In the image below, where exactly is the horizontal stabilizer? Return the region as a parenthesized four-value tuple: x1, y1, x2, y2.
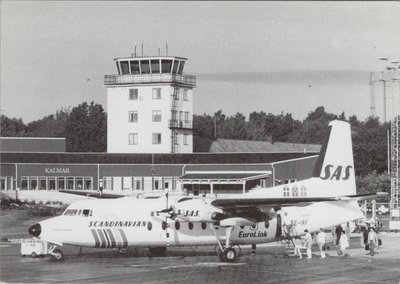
(58, 190, 125, 199)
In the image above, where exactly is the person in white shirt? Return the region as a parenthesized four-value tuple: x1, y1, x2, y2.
(316, 229, 327, 259)
(339, 232, 350, 258)
(301, 229, 313, 259)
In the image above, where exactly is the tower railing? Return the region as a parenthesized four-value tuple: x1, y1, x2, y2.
(104, 74, 196, 87)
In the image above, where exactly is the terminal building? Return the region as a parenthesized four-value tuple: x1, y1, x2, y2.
(0, 53, 320, 202)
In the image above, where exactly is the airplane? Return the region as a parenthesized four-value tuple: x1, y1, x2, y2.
(28, 120, 385, 262)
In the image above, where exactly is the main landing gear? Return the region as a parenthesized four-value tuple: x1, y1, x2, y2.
(48, 245, 64, 261)
(211, 225, 241, 263)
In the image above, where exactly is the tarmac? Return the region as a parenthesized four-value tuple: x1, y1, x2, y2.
(0, 233, 399, 284)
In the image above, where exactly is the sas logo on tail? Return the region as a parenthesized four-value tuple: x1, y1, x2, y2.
(320, 165, 352, 180)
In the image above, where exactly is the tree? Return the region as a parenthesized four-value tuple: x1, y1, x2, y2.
(0, 115, 26, 136)
(356, 172, 390, 202)
(25, 108, 70, 137)
(65, 102, 107, 152)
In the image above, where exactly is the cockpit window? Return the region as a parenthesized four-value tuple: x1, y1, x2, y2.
(82, 209, 92, 217)
(64, 209, 78, 216)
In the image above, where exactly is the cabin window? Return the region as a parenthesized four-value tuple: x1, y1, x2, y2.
(64, 209, 78, 216)
(265, 220, 270, 228)
(151, 60, 160, 73)
(162, 221, 168, 230)
(140, 60, 150, 74)
(178, 61, 185, 74)
(175, 221, 180, 230)
(161, 60, 172, 73)
(120, 61, 129, 75)
(201, 222, 207, 230)
(147, 222, 152, 231)
(188, 222, 194, 230)
(130, 61, 140, 74)
(82, 209, 92, 217)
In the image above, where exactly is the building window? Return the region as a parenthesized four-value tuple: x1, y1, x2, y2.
(49, 178, 56, 190)
(134, 177, 142, 190)
(184, 111, 189, 123)
(152, 133, 161, 144)
(151, 59, 160, 73)
(284, 179, 297, 184)
(67, 178, 74, 190)
(122, 177, 132, 190)
(38, 177, 47, 190)
(152, 110, 162, 122)
(120, 61, 129, 74)
(183, 134, 189, 145)
(58, 177, 65, 190)
(130, 61, 140, 74)
(113, 177, 122, 191)
(129, 89, 138, 100)
(85, 178, 93, 190)
(140, 60, 150, 74)
(103, 177, 112, 190)
(129, 133, 138, 145)
(161, 60, 172, 73)
(76, 177, 84, 190)
(152, 88, 161, 99)
(21, 177, 28, 190)
(183, 89, 188, 101)
(153, 177, 162, 190)
(129, 111, 138, 122)
(283, 186, 290, 197)
(30, 177, 38, 190)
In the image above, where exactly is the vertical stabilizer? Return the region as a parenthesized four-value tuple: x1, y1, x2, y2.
(312, 120, 356, 195)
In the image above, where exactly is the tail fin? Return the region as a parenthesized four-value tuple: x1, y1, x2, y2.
(311, 120, 356, 195)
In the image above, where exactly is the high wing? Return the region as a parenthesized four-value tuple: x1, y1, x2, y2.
(211, 192, 387, 209)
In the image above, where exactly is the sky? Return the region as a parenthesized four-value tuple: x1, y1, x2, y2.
(1, 1, 399, 123)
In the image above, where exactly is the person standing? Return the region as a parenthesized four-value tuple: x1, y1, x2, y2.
(339, 232, 350, 258)
(301, 229, 313, 259)
(335, 225, 343, 245)
(368, 227, 379, 256)
(316, 229, 327, 259)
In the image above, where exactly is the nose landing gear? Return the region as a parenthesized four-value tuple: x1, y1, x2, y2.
(48, 245, 64, 261)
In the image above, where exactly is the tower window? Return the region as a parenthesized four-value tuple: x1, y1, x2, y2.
(151, 60, 160, 73)
(140, 60, 150, 74)
(183, 134, 189, 145)
(172, 60, 179, 74)
(130, 61, 140, 74)
(129, 133, 138, 145)
(152, 88, 161, 99)
(120, 61, 129, 75)
(161, 60, 172, 73)
(178, 61, 185, 74)
(129, 111, 138, 122)
(152, 110, 162, 122)
(129, 89, 138, 100)
(152, 133, 161, 144)
(184, 112, 189, 123)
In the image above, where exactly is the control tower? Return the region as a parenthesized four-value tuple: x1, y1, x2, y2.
(104, 55, 196, 153)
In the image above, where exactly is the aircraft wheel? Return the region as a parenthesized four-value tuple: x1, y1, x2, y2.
(222, 247, 237, 263)
(50, 249, 64, 261)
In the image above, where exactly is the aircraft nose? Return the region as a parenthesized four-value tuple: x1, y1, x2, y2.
(28, 223, 41, 237)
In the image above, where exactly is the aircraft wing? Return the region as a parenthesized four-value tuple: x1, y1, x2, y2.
(58, 190, 126, 199)
(211, 192, 387, 209)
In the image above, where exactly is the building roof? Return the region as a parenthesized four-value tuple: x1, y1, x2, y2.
(209, 139, 321, 153)
(0, 137, 65, 153)
(0, 152, 317, 165)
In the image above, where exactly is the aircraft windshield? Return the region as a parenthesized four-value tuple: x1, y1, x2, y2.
(64, 209, 78, 216)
